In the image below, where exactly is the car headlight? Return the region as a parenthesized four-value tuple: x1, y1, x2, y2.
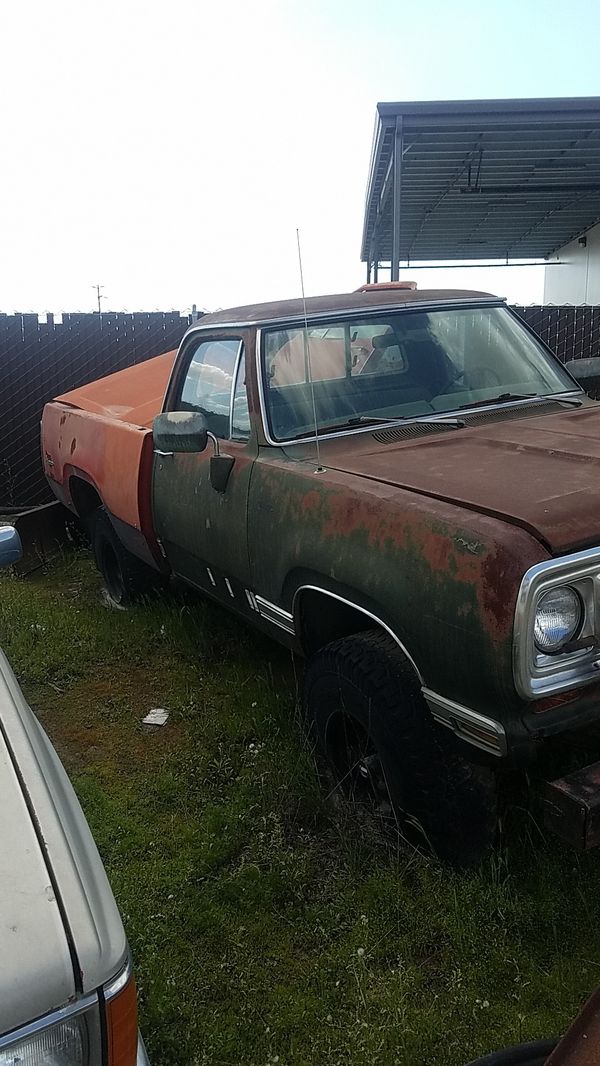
(0, 1014, 88, 1065)
(0, 965, 138, 1066)
(534, 586, 582, 653)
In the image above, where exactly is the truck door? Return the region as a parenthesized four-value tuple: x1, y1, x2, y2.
(152, 333, 256, 614)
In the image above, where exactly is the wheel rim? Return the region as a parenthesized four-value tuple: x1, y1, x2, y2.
(324, 711, 395, 822)
(99, 539, 126, 604)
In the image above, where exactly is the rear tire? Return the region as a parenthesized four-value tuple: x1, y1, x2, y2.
(303, 630, 497, 867)
(92, 507, 160, 607)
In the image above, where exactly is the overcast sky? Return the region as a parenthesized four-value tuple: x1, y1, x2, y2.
(1, 0, 599, 314)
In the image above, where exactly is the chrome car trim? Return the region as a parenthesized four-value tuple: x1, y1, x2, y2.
(255, 595, 296, 634)
(103, 955, 133, 1001)
(514, 546, 600, 699)
(0, 991, 98, 1051)
(245, 588, 258, 611)
(228, 341, 244, 440)
(422, 689, 507, 757)
(137, 1032, 151, 1065)
(292, 584, 423, 682)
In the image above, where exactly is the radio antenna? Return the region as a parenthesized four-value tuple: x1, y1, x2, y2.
(296, 228, 324, 473)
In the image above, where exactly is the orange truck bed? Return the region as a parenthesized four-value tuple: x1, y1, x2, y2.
(41, 351, 176, 557)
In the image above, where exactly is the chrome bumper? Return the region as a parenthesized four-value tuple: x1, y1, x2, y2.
(137, 1033, 150, 1065)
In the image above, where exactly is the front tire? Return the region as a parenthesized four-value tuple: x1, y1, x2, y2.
(303, 630, 497, 866)
(92, 507, 160, 607)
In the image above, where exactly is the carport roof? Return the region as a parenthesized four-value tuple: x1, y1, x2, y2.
(361, 98, 600, 267)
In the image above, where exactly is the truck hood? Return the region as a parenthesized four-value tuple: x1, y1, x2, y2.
(317, 404, 600, 555)
(0, 707, 74, 1034)
(0, 649, 127, 1035)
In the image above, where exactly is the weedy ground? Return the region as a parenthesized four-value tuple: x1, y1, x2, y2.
(1, 552, 599, 1066)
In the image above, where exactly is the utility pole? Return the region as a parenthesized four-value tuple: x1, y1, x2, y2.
(93, 284, 105, 314)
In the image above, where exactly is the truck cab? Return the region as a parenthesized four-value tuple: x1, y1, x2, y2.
(42, 286, 600, 864)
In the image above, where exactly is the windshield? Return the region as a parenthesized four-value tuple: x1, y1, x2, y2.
(262, 306, 578, 441)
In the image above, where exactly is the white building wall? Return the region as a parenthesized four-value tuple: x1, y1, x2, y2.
(544, 221, 600, 304)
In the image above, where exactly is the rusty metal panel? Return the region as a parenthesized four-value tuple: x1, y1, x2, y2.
(315, 405, 600, 555)
(542, 761, 600, 850)
(546, 988, 600, 1065)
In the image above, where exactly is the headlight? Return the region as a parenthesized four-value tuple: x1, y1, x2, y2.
(534, 586, 582, 653)
(0, 965, 137, 1066)
(0, 1015, 87, 1065)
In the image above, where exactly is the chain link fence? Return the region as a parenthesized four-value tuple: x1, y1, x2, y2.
(0, 311, 192, 510)
(513, 305, 600, 363)
(1, 305, 599, 511)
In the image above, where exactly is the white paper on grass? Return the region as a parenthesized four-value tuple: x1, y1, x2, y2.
(142, 708, 169, 727)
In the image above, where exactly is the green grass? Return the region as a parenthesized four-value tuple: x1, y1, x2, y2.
(1, 553, 600, 1065)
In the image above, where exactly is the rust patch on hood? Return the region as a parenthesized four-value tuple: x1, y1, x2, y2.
(307, 405, 600, 554)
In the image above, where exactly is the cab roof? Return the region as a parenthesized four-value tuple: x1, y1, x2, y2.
(196, 288, 502, 330)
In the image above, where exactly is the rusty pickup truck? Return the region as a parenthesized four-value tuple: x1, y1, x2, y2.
(42, 284, 600, 865)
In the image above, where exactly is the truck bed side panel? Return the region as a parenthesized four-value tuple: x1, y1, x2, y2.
(42, 403, 151, 533)
(42, 351, 177, 555)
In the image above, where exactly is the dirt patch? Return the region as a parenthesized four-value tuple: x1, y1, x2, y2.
(32, 662, 190, 774)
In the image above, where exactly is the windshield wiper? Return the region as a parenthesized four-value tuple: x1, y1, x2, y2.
(458, 392, 584, 411)
(458, 392, 536, 410)
(289, 414, 466, 439)
(548, 394, 583, 407)
(354, 415, 465, 429)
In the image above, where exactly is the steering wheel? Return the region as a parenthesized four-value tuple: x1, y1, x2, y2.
(438, 365, 503, 395)
(465, 366, 503, 389)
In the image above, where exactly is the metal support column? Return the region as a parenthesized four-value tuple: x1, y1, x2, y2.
(391, 116, 403, 282)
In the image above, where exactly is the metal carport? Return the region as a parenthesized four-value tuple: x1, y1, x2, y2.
(361, 97, 600, 281)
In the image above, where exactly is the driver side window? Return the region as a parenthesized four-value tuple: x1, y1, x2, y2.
(178, 338, 242, 438)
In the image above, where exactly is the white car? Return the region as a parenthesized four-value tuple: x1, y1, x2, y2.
(0, 525, 149, 1065)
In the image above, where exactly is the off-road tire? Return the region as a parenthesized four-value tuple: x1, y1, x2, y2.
(92, 507, 160, 607)
(304, 630, 497, 867)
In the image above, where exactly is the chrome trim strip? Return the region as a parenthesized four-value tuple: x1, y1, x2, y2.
(183, 297, 504, 335)
(245, 588, 258, 611)
(225, 578, 235, 599)
(137, 1032, 151, 1066)
(255, 595, 295, 634)
(292, 584, 423, 682)
(422, 689, 507, 757)
(103, 955, 133, 1001)
(514, 546, 600, 699)
(228, 341, 244, 440)
(206, 567, 216, 587)
(0, 991, 98, 1051)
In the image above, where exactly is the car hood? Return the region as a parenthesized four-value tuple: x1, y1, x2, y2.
(0, 649, 127, 1035)
(314, 404, 600, 555)
(0, 711, 74, 1034)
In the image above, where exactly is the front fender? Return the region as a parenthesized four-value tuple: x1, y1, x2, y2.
(248, 455, 549, 723)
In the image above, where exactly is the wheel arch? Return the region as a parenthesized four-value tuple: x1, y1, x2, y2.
(292, 582, 423, 682)
(67, 472, 103, 520)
